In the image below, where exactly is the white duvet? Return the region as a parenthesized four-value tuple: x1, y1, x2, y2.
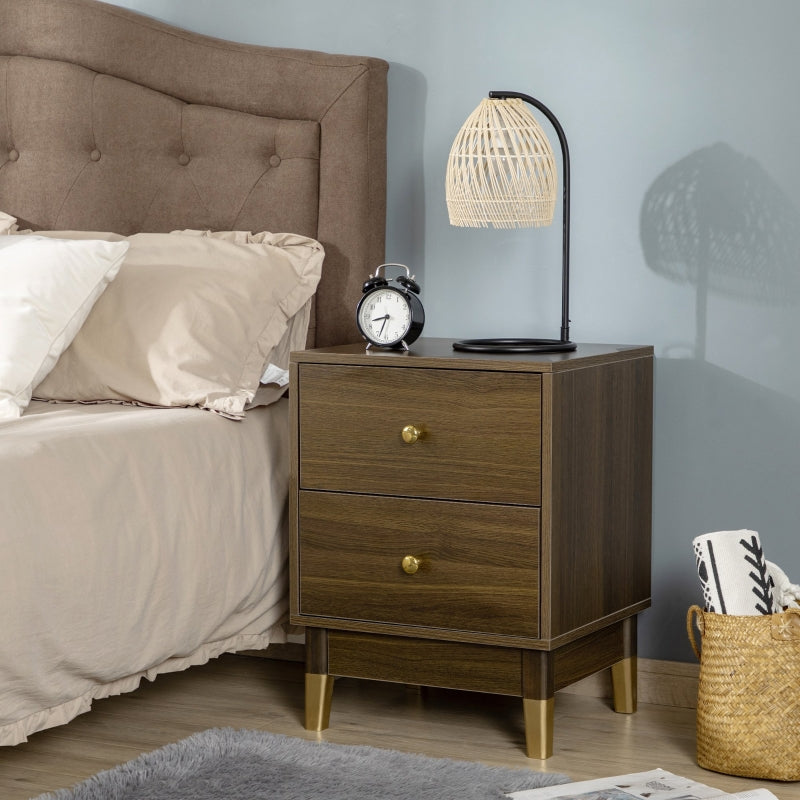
(0, 399, 290, 745)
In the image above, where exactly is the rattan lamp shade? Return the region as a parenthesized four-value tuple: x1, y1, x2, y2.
(446, 97, 557, 229)
(445, 90, 576, 353)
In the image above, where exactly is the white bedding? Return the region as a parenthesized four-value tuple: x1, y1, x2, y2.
(0, 398, 291, 745)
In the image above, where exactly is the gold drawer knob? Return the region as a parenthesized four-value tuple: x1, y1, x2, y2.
(401, 555, 421, 574)
(401, 424, 423, 444)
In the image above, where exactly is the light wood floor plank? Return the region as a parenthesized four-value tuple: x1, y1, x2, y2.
(0, 655, 796, 799)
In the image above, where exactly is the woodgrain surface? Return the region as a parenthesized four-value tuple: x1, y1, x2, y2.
(298, 363, 542, 504)
(297, 491, 540, 637)
(2, 654, 796, 800)
(328, 631, 526, 695)
(293, 338, 653, 373)
(542, 356, 653, 640)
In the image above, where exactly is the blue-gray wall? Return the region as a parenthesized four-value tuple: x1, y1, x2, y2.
(107, 0, 800, 663)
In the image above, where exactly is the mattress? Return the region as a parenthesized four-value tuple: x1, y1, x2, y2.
(0, 398, 291, 745)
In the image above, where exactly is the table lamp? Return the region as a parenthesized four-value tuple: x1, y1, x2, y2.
(445, 90, 576, 353)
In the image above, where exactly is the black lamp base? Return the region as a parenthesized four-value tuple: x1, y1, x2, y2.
(452, 338, 577, 354)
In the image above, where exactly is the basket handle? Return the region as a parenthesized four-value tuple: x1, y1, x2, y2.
(686, 605, 705, 661)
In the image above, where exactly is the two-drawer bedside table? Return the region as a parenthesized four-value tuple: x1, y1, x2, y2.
(289, 338, 653, 758)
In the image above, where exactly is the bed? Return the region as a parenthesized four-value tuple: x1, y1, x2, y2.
(0, 0, 387, 745)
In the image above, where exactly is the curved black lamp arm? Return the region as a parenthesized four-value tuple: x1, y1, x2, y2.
(490, 90, 571, 345)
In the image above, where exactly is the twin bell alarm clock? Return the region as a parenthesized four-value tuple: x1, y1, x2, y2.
(356, 263, 424, 350)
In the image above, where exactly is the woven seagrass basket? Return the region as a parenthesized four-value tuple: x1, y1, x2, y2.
(687, 605, 800, 781)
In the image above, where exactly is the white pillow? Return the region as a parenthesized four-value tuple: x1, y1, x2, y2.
(0, 235, 129, 420)
(0, 211, 17, 235)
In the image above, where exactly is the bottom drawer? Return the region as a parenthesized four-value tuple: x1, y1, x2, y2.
(298, 491, 539, 637)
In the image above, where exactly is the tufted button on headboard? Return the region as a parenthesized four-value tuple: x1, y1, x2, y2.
(0, 0, 388, 348)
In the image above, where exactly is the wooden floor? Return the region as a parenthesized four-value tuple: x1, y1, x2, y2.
(1, 654, 797, 799)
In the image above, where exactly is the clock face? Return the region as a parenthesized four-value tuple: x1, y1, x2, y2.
(357, 287, 412, 346)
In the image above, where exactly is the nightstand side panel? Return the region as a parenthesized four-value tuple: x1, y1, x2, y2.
(547, 355, 653, 638)
(289, 361, 302, 623)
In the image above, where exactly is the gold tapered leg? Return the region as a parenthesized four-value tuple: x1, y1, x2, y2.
(611, 655, 637, 713)
(304, 673, 334, 731)
(523, 697, 554, 759)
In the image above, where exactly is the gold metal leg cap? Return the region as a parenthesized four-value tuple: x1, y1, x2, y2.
(523, 697, 554, 759)
(611, 656, 637, 714)
(305, 673, 334, 731)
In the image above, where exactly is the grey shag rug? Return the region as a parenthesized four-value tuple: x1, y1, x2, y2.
(34, 727, 571, 800)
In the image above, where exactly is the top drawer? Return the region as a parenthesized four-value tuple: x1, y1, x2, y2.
(298, 364, 541, 505)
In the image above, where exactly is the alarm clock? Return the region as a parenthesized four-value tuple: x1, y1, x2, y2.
(356, 263, 424, 350)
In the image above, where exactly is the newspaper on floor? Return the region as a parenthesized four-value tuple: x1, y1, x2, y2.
(507, 769, 779, 800)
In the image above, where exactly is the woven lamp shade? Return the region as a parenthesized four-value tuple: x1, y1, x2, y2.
(446, 97, 557, 229)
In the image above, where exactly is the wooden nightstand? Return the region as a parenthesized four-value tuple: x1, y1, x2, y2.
(289, 338, 653, 758)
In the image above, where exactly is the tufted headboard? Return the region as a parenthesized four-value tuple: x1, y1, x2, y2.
(0, 0, 388, 347)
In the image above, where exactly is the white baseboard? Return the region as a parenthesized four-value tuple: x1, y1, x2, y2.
(559, 658, 699, 709)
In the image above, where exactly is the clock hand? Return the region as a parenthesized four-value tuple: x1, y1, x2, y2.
(371, 313, 390, 336)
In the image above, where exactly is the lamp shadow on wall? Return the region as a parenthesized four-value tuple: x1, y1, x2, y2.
(641, 141, 800, 361)
(638, 143, 800, 662)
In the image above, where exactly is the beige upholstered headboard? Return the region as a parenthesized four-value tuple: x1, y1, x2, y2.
(0, 0, 388, 347)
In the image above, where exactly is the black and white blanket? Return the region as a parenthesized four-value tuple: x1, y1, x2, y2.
(693, 529, 776, 615)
